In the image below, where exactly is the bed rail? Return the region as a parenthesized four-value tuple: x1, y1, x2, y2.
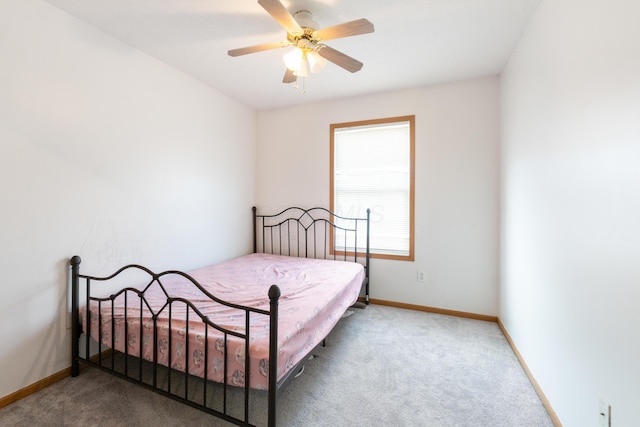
(253, 206, 370, 304)
(70, 256, 280, 427)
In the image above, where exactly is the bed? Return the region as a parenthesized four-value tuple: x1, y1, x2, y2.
(70, 206, 370, 427)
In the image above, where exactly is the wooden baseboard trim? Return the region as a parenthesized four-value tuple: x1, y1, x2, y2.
(496, 319, 563, 427)
(368, 298, 499, 322)
(90, 349, 114, 362)
(369, 298, 561, 426)
(0, 350, 114, 410)
(0, 367, 71, 410)
(3, 314, 560, 427)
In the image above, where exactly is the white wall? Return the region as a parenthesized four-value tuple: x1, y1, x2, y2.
(257, 77, 500, 316)
(0, 0, 256, 398)
(500, 0, 640, 425)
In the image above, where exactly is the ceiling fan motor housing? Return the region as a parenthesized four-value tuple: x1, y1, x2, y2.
(293, 10, 319, 31)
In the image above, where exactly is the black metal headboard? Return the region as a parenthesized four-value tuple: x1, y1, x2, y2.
(253, 206, 370, 303)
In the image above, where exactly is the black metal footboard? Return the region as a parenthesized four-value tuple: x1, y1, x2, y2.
(70, 256, 281, 427)
(70, 207, 370, 427)
(253, 206, 370, 304)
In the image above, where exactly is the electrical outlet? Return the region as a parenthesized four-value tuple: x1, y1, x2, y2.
(599, 397, 611, 427)
(417, 270, 426, 283)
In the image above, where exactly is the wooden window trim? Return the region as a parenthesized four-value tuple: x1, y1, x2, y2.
(330, 115, 415, 261)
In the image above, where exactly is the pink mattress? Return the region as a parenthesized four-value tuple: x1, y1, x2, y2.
(82, 253, 364, 390)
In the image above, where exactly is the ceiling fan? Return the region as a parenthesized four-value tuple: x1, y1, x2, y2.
(228, 0, 374, 84)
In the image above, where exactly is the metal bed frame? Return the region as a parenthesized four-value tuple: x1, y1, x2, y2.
(70, 206, 370, 427)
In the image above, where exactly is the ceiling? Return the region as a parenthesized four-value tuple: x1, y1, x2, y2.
(43, 0, 540, 110)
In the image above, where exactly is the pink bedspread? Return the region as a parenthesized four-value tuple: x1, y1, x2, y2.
(83, 253, 364, 389)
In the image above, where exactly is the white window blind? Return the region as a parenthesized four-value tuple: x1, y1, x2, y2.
(332, 117, 413, 258)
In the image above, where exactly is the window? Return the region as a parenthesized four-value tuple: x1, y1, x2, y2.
(330, 116, 415, 261)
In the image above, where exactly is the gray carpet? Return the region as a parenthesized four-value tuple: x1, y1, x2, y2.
(0, 305, 554, 426)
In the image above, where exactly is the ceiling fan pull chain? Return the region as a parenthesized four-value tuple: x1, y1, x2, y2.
(294, 76, 306, 94)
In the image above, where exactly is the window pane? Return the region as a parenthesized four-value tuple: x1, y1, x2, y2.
(331, 116, 414, 259)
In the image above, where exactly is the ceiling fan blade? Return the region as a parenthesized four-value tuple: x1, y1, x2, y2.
(258, 0, 303, 34)
(317, 45, 363, 73)
(315, 18, 374, 41)
(282, 68, 296, 84)
(228, 41, 289, 57)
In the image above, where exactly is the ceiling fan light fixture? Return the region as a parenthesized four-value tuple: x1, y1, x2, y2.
(284, 45, 326, 76)
(307, 50, 327, 73)
(283, 47, 303, 72)
(294, 56, 310, 77)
